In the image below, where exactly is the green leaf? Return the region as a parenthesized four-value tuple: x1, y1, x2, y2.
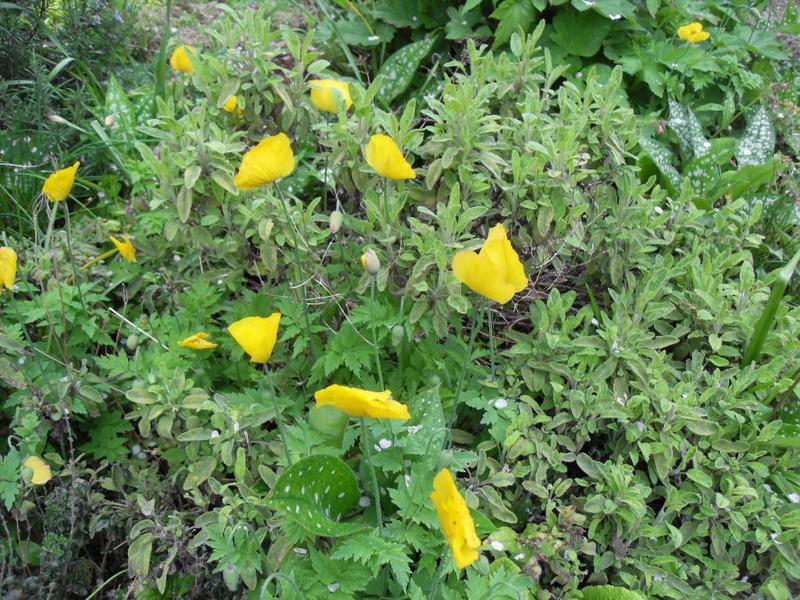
(375, 37, 435, 105)
(551, 10, 612, 57)
(268, 454, 368, 537)
(743, 247, 800, 366)
(491, 0, 536, 49)
(686, 468, 713, 488)
(581, 585, 646, 600)
(668, 98, 710, 159)
(639, 137, 681, 192)
(128, 531, 153, 576)
(736, 106, 775, 166)
(372, 0, 421, 29)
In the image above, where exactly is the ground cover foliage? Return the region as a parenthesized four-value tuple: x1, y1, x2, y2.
(1, 1, 800, 599)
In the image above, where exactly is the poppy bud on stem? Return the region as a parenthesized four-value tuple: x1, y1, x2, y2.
(361, 248, 380, 276)
(329, 210, 343, 235)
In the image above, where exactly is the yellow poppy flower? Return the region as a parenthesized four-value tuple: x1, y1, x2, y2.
(677, 22, 710, 43)
(42, 161, 79, 202)
(0, 247, 17, 292)
(109, 235, 137, 262)
(234, 133, 296, 190)
(23, 456, 52, 485)
(314, 384, 410, 420)
(178, 331, 218, 350)
(228, 313, 281, 363)
(452, 223, 527, 305)
(364, 134, 415, 180)
(170, 45, 195, 73)
(309, 79, 353, 113)
(223, 95, 238, 112)
(431, 468, 481, 569)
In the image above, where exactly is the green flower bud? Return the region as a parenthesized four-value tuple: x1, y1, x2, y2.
(329, 210, 343, 235)
(360, 248, 380, 276)
(391, 324, 404, 347)
(125, 334, 139, 351)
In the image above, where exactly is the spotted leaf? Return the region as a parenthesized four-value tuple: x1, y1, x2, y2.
(376, 37, 435, 105)
(268, 454, 368, 537)
(736, 106, 775, 167)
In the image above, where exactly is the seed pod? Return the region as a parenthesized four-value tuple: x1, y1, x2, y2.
(329, 210, 343, 235)
(361, 248, 380, 276)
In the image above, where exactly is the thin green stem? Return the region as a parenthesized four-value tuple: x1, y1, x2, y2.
(429, 559, 447, 600)
(445, 298, 487, 445)
(276, 184, 314, 358)
(85, 568, 128, 600)
(321, 119, 330, 213)
(263, 363, 293, 465)
(488, 305, 496, 381)
(359, 417, 383, 530)
(383, 181, 390, 228)
(370, 278, 384, 389)
(63, 202, 87, 316)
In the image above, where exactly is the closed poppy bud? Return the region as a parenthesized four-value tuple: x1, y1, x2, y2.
(125, 334, 139, 351)
(104, 115, 116, 127)
(364, 134, 415, 180)
(452, 223, 527, 305)
(23, 456, 52, 485)
(47, 114, 66, 124)
(223, 95, 237, 112)
(391, 324, 404, 347)
(234, 133, 296, 190)
(361, 248, 380, 276)
(42, 161, 80, 202)
(309, 79, 352, 113)
(228, 313, 281, 364)
(329, 210, 343, 235)
(0, 247, 17, 292)
(170, 45, 195, 73)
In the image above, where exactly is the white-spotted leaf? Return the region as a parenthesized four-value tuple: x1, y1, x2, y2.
(376, 37, 435, 105)
(668, 98, 710, 159)
(736, 106, 775, 167)
(268, 454, 368, 537)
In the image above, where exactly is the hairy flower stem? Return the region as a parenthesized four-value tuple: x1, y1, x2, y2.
(360, 417, 383, 530)
(445, 298, 486, 446)
(63, 202, 87, 316)
(370, 278, 384, 389)
(263, 363, 293, 465)
(276, 184, 314, 359)
(429, 559, 446, 600)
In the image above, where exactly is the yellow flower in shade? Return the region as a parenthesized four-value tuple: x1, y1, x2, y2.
(452, 223, 527, 305)
(364, 134, 415, 180)
(0, 247, 17, 292)
(314, 384, 410, 420)
(109, 235, 137, 262)
(431, 468, 481, 569)
(178, 331, 218, 350)
(309, 79, 353, 113)
(223, 95, 238, 112)
(677, 22, 710, 43)
(23, 456, 52, 485)
(228, 313, 281, 363)
(42, 161, 79, 202)
(233, 133, 296, 190)
(170, 45, 195, 72)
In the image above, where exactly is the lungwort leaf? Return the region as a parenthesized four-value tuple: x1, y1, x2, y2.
(376, 37, 435, 105)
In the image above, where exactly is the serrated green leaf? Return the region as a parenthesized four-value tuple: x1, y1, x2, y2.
(551, 9, 612, 57)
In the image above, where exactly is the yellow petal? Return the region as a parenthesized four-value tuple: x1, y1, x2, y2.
(109, 235, 137, 262)
(23, 456, 52, 485)
(0, 247, 17, 291)
(42, 161, 79, 202)
(314, 384, 410, 420)
(309, 79, 353, 113)
(178, 331, 218, 350)
(430, 469, 480, 569)
(677, 22, 706, 42)
(228, 313, 281, 363)
(452, 224, 527, 305)
(223, 95, 238, 112)
(170, 45, 195, 73)
(364, 134, 415, 180)
(234, 133, 296, 190)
